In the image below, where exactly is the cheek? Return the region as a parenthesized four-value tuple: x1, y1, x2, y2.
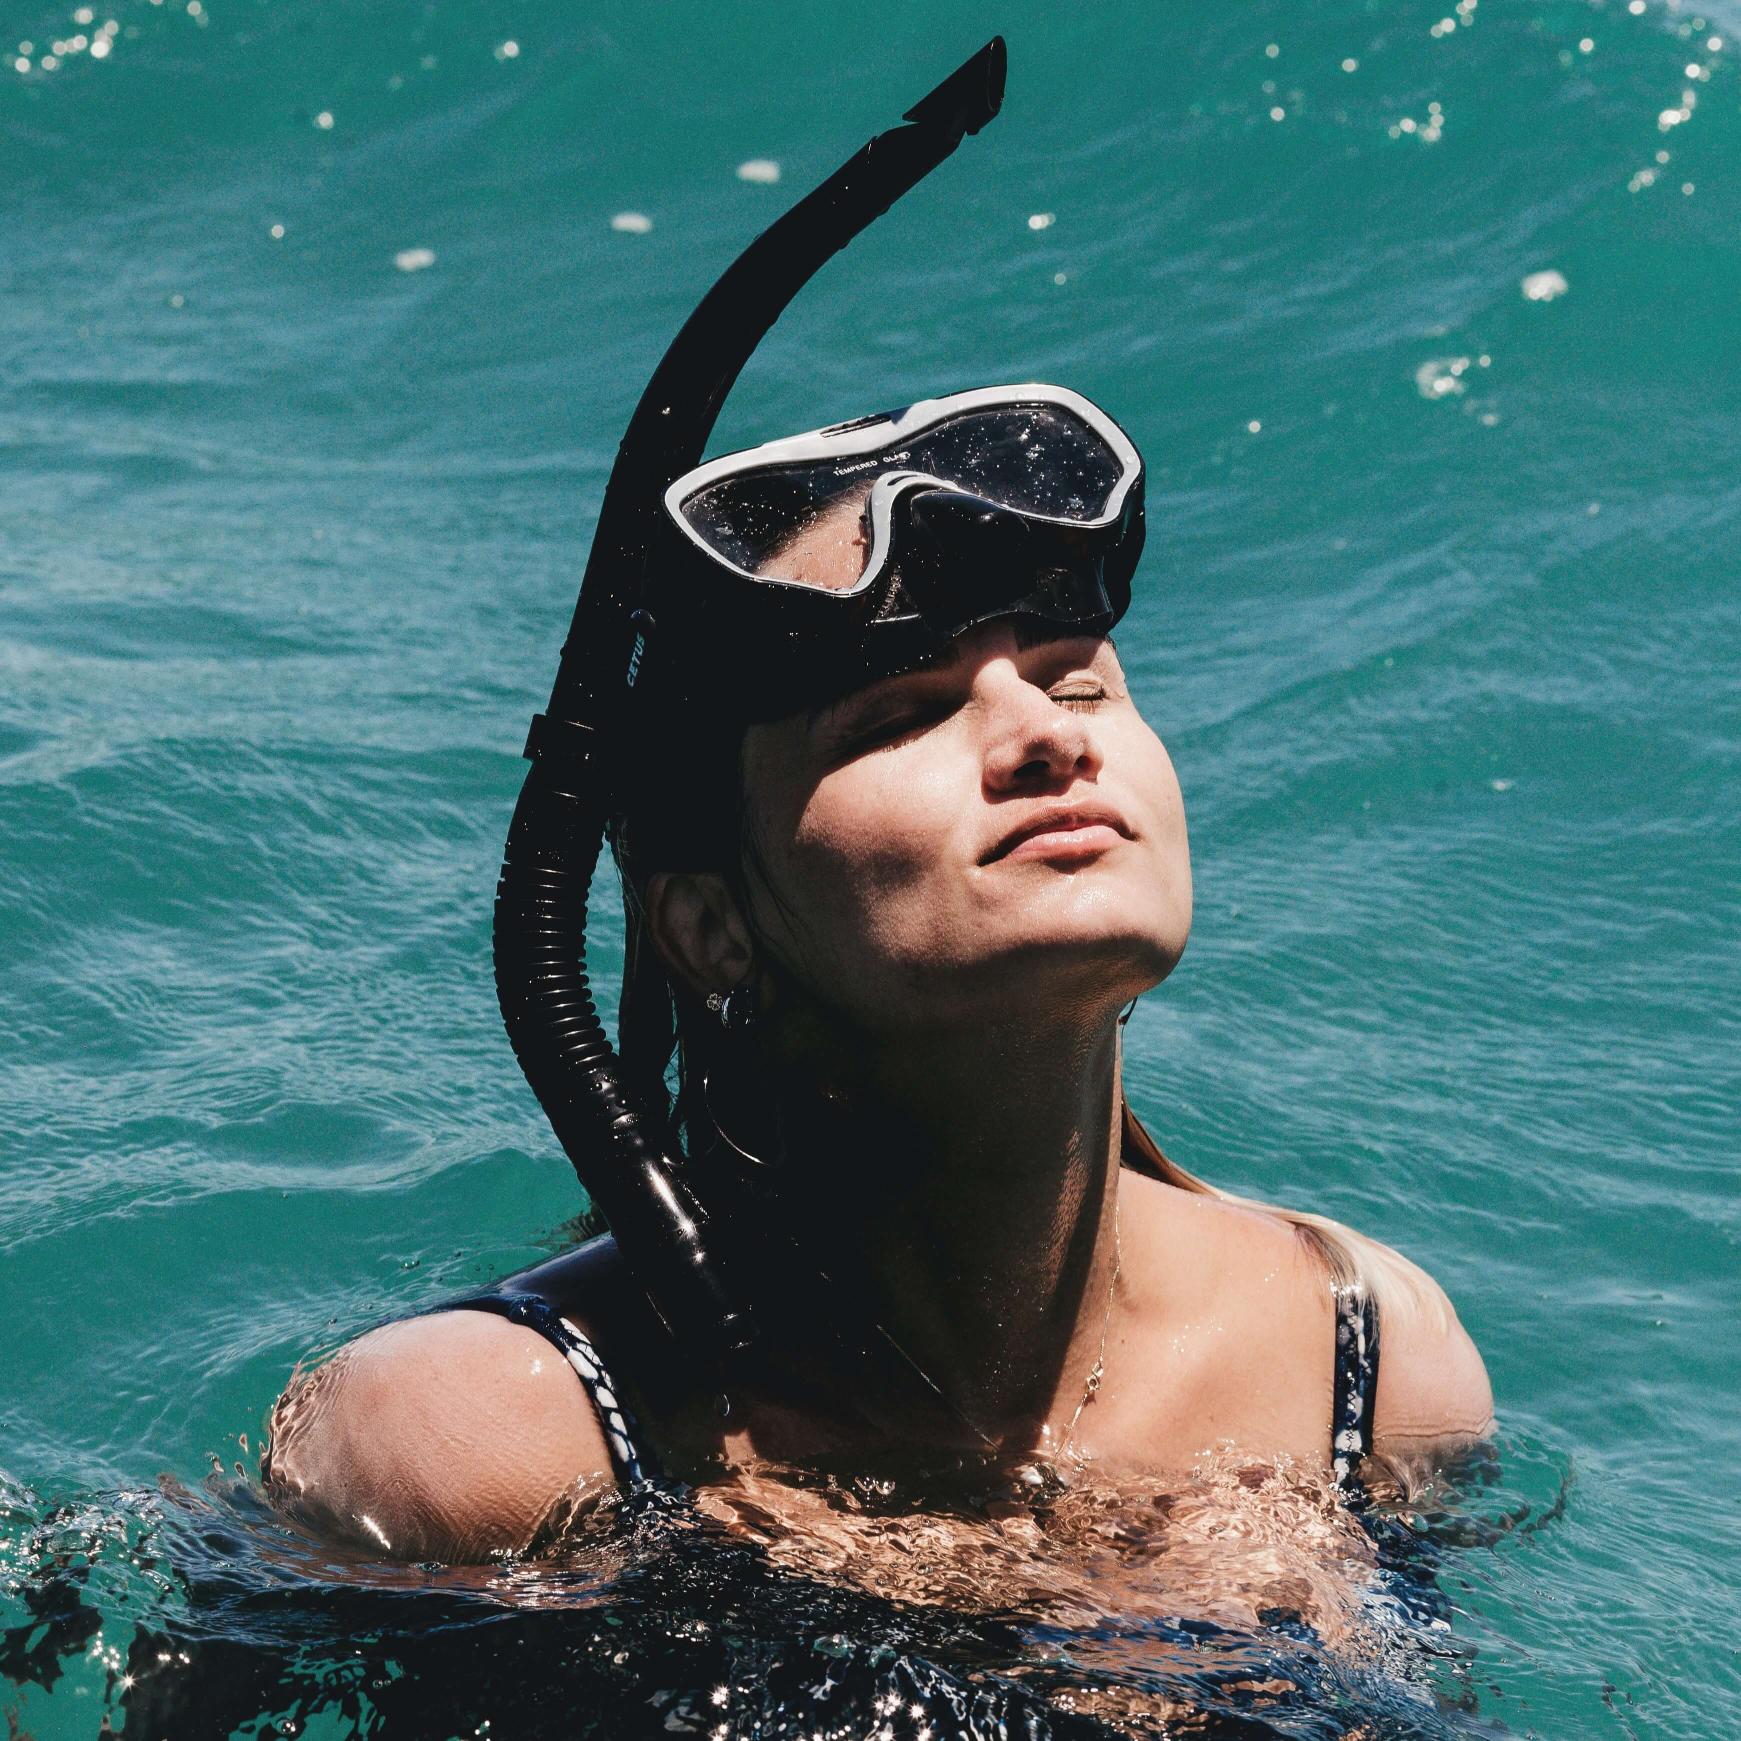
(1142, 735, 1188, 855)
(1127, 727, 1192, 893)
(765, 757, 966, 962)
(801, 760, 958, 895)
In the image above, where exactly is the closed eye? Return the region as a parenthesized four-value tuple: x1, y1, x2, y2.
(1049, 672, 1111, 710)
(833, 696, 957, 758)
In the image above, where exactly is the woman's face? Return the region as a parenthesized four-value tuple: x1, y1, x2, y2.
(739, 621, 1193, 1037)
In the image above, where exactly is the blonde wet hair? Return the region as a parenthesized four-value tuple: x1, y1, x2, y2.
(1121, 1099, 1446, 1335)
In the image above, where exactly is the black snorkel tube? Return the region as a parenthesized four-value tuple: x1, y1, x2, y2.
(493, 41, 1007, 1362)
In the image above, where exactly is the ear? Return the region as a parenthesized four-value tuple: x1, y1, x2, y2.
(643, 871, 755, 1002)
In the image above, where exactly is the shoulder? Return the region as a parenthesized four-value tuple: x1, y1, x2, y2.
(1146, 1175, 1496, 1472)
(1367, 1248, 1494, 1479)
(1117, 1173, 1345, 1459)
(263, 1304, 620, 1563)
(1120, 1168, 1493, 1479)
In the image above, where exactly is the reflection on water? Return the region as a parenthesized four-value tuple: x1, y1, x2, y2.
(4, 0, 1736, 1733)
(0, 1439, 1566, 1739)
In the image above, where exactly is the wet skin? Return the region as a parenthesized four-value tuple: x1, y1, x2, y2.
(264, 613, 1491, 1568)
(732, 623, 1193, 1038)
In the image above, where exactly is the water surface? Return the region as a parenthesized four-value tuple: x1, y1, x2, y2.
(3, 1, 1737, 1735)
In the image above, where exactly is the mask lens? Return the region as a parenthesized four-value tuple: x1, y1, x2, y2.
(683, 465, 878, 588)
(675, 400, 1128, 590)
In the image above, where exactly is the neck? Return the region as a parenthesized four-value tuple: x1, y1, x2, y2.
(753, 1011, 1128, 1453)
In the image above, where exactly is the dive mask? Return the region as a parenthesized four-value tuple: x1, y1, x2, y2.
(646, 384, 1144, 720)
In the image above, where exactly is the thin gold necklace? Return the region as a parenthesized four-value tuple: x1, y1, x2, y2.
(1057, 1185, 1123, 1466)
(706, 1073, 1125, 1461)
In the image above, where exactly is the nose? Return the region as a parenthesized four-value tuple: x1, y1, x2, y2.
(978, 660, 1101, 795)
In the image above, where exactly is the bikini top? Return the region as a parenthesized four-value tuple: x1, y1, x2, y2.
(453, 1277, 1382, 1499)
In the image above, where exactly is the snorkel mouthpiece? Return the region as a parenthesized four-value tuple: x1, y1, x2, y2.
(493, 41, 1007, 1359)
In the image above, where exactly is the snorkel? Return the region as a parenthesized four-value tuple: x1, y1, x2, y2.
(493, 41, 1008, 1360)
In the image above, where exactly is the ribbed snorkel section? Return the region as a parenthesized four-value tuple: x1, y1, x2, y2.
(492, 40, 1006, 1358)
(496, 753, 751, 1352)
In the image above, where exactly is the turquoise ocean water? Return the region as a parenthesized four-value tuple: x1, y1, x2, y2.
(3, 1, 1737, 1734)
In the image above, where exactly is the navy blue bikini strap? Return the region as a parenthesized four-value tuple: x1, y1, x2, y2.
(444, 1292, 654, 1488)
(1330, 1281, 1381, 1497)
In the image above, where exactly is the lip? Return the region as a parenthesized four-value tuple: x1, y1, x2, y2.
(982, 801, 1134, 865)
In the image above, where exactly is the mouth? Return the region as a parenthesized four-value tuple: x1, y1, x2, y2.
(982, 802, 1134, 865)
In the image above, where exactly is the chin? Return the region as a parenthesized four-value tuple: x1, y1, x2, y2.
(1032, 919, 1187, 999)
(913, 901, 1190, 1025)
(997, 864, 1189, 969)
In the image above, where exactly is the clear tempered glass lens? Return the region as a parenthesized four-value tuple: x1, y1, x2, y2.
(678, 403, 1125, 588)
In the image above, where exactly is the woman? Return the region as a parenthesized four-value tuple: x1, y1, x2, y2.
(263, 448, 1490, 1566)
(263, 51, 1490, 1572)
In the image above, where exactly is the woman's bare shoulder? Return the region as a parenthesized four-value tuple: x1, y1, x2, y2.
(1120, 1168, 1493, 1476)
(263, 1303, 618, 1564)
(1365, 1247, 1494, 1474)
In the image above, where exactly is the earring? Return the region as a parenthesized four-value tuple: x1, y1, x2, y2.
(706, 985, 758, 1033)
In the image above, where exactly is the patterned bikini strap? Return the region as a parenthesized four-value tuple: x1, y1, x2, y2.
(1330, 1279, 1381, 1497)
(450, 1292, 654, 1488)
